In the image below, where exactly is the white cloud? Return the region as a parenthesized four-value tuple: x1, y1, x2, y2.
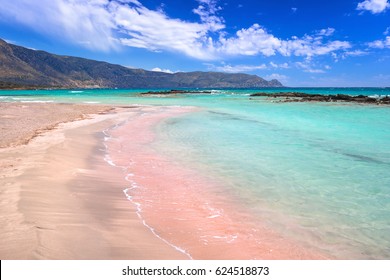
(0, 0, 352, 60)
(368, 36, 390, 48)
(270, 62, 289, 68)
(113, 1, 215, 59)
(296, 61, 327, 73)
(357, 0, 390, 14)
(151, 67, 174, 74)
(192, 0, 225, 32)
(3, 38, 16, 44)
(316, 28, 335, 37)
(264, 73, 289, 83)
(217, 24, 282, 56)
(0, 0, 118, 51)
(207, 61, 292, 73)
(206, 63, 267, 73)
(217, 25, 350, 58)
(344, 50, 370, 56)
(279, 36, 351, 57)
(291, 7, 298, 13)
(206, 61, 293, 74)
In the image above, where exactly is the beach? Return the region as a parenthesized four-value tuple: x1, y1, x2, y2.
(0, 103, 188, 259)
(0, 101, 331, 260)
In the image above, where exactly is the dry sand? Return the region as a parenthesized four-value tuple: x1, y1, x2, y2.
(0, 102, 112, 148)
(0, 102, 188, 259)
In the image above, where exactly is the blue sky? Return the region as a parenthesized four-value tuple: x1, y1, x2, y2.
(0, 0, 389, 87)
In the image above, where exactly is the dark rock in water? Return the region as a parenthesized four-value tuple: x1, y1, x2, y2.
(249, 92, 269, 97)
(250, 92, 308, 98)
(381, 96, 390, 103)
(250, 92, 390, 105)
(335, 94, 352, 100)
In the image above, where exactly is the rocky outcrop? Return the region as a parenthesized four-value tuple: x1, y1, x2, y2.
(250, 92, 390, 105)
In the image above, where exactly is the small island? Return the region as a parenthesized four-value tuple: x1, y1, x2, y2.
(250, 92, 390, 105)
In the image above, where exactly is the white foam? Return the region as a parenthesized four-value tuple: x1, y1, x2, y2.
(212, 235, 238, 243)
(20, 100, 54, 103)
(102, 121, 193, 259)
(207, 214, 220, 219)
(104, 156, 116, 167)
(123, 187, 193, 259)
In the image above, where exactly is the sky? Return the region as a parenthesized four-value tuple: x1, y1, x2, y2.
(0, 0, 389, 87)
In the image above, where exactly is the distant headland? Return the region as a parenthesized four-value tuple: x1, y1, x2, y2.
(0, 38, 283, 90)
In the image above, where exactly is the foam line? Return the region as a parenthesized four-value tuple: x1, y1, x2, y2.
(102, 120, 193, 259)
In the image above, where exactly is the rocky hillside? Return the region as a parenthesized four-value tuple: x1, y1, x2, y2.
(0, 39, 283, 89)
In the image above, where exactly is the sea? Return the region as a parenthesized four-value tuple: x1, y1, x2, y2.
(1, 87, 390, 259)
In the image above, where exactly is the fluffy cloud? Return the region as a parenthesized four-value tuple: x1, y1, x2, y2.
(0, 0, 352, 60)
(215, 25, 350, 58)
(192, 0, 225, 32)
(357, 0, 390, 14)
(270, 62, 290, 68)
(264, 73, 289, 83)
(113, 1, 214, 59)
(0, 0, 117, 51)
(343, 50, 370, 56)
(151, 67, 175, 73)
(368, 36, 390, 48)
(279, 35, 351, 57)
(216, 24, 282, 56)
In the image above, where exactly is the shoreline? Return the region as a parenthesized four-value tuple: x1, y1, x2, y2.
(1, 102, 329, 259)
(103, 106, 329, 260)
(0, 103, 188, 259)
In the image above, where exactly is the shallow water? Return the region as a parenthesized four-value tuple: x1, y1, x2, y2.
(154, 101, 390, 259)
(2, 88, 390, 259)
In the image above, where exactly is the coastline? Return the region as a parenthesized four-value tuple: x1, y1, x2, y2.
(104, 106, 329, 260)
(0, 103, 188, 259)
(0, 102, 328, 259)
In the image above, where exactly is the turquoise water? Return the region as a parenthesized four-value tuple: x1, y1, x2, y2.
(2, 88, 390, 259)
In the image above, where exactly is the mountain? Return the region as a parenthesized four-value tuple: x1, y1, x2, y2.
(0, 39, 283, 89)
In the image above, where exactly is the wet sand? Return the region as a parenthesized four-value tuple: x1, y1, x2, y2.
(104, 106, 328, 260)
(0, 102, 328, 259)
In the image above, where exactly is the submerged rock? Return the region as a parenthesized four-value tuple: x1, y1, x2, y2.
(250, 92, 390, 105)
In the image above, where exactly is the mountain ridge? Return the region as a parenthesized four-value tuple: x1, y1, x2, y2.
(0, 39, 283, 89)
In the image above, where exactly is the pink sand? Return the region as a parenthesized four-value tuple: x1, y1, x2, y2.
(104, 106, 328, 260)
